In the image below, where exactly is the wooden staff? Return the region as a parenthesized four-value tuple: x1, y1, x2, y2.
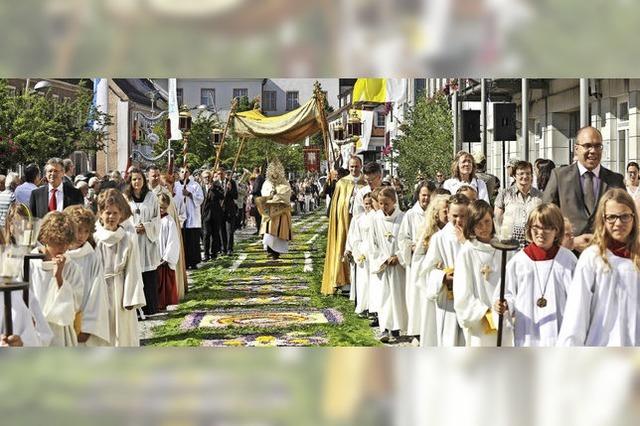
(231, 136, 247, 174)
(213, 98, 238, 171)
(491, 239, 519, 346)
(313, 81, 333, 172)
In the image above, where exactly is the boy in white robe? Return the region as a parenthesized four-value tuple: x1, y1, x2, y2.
(344, 193, 374, 315)
(95, 189, 146, 347)
(157, 193, 180, 309)
(558, 189, 640, 346)
(30, 211, 85, 346)
(64, 205, 111, 346)
(397, 182, 434, 338)
(367, 188, 384, 327)
(453, 200, 513, 347)
(1, 291, 41, 346)
(368, 187, 407, 343)
(493, 203, 577, 347)
(419, 194, 470, 346)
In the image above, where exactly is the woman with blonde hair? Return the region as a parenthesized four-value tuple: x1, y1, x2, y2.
(442, 151, 489, 202)
(558, 188, 640, 346)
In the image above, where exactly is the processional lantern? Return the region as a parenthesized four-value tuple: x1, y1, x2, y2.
(347, 111, 362, 137)
(333, 123, 345, 141)
(179, 109, 192, 133)
(211, 126, 223, 146)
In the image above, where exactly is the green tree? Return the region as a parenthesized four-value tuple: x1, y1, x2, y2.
(0, 79, 112, 171)
(394, 93, 453, 188)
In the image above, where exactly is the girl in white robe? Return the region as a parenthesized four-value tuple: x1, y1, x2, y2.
(413, 194, 449, 346)
(30, 211, 85, 346)
(64, 205, 111, 346)
(493, 203, 577, 347)
(368, 187, 407, 341)
(397, 183, 433, 337)
(95, 189, 146, 347)
(453, 200, 513, 347)
(558, 189, 640, 346)
(0, 291, 41, 346)
(125, 168, 161, 315)
(419, 194, 470, 346)
(344, 193, 374, 315)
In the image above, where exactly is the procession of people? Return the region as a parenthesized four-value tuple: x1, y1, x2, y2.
(323, 126, 640, 347)
(3, 124, 640, 347)
(0, 156, 316, 346)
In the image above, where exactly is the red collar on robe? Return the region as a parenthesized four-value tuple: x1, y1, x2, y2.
(608, 240, 632, 259)
(161, 212, 168, 218)
(523, 243, 560, 261)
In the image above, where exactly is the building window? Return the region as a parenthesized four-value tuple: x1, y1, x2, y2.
(263, 90, 277, 111)
(618, 101, 629, 123)
(176, 88, 183, 107)
(286, 91, 299, 111)
(375, 111, 386, 127)
(200, 88, 215, 107)
(233, 88, 248, 100)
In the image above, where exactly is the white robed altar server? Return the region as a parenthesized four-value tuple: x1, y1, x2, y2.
(30, 253, 84, 347)
(94, 223, 147, 347)
(557, 245, 640, 346)
(368, 188, 407, 335)
(499, 247, 576, 347)
(493, 202, 577, 347)
(557, 189, 640, 346)
(397, 184, 432, 337)
(67, 242, 111, 346)
(344, 193, 374, 314)
(95, 188, 146, 346)
(421, 222, 467, 346)
(453, 200, 513, 347)
(417, 193, 469, 346)
(0, 291, 41, 346)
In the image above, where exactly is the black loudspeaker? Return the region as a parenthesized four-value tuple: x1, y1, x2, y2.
(493, 103, 516, 141)
(462, 110, 481, 142)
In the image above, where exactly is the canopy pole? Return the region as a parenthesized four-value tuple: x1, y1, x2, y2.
(314, 81, 333, 172)
(232, 136, 247, 173)
(213, 98, 238, 171)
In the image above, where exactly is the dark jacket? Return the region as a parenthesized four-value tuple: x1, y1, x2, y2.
(29, 181, 84, 218)
(543, 162, 625, 235)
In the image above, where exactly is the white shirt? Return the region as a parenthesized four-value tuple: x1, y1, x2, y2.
(48, 182, 64, 212)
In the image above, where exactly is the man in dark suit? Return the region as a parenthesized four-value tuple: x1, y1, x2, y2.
(30, 157, 84, 218)
(251, 166, 265, 235)
(543, 126, 625, 252)
(220, 168, 238, 255)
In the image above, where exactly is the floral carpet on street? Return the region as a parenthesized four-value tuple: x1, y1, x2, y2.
(142, 208, 381, 347)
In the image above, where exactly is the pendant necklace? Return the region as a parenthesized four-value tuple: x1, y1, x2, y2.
(477, 244, 497, 281)
(533, 257, 555, 308)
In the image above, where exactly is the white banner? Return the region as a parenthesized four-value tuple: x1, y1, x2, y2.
(168, 78, 182, 141)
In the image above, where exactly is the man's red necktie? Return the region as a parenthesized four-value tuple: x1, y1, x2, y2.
(48, 188, 57, 212)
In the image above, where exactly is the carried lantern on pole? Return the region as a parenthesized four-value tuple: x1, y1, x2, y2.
(211, 126, 223, 147)
(347, 111, 362, 138)
(179, 108, 192, 133)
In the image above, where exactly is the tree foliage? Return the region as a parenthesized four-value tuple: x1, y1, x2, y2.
(394, 93, 454, 187)
(0, 79, 112, 171)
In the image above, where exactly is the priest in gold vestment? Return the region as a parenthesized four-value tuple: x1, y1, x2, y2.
(321, 157, 366, 295)
(257, 159, 293, 260)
